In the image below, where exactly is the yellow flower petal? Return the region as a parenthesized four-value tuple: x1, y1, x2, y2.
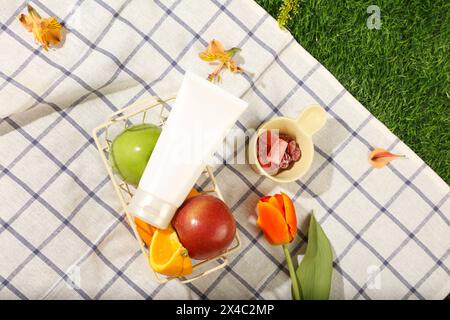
(209, 39, 224, 54)
(44, 17, 62, 30)
(199, 51, 219, 62)
(224, 47, 241, 58)
(18, 14, 34, 32)
(27, 4, 42, 21)
(18, 5, 62, 51)
(199, 39, 226, 62)
(199, 39, 243, 82)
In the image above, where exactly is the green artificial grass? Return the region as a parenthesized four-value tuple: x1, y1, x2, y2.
(256, 0, 450, 184)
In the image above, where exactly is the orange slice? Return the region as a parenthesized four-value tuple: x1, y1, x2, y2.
(187, 188, 201, 199)
(135, 217, 155, 247)
(149, 225, 193, 277)
(134, 188, 199, 248)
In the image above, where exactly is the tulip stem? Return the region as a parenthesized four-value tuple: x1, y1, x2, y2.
(283, 244, 301, 300)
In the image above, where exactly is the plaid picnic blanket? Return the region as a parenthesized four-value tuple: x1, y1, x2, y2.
(0, 0, 449, 300)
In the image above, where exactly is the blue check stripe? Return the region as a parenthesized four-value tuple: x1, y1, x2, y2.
(0, 164, 148, 298)
(32, 0, 181, 95)
(0, 1, 84, 92)
(322, 155, 449, 298)
(122, 0, 229, 108)
(355, 193, 450, 299)
(24, 0, 129, 114)
(0, 0, 185, 207)
(0, 213, 91, 299)
(403, 248, 450, 300)
(0, 114, 143, 299)
(94, 249, 142, 299)
(0, 3, 26, 35)
(41, 214, 128, 299)
(0, 25, 117, 112)
(0, 1, 117, 191)
(0, 274, 27, 300)
(290, 140, 427, 298)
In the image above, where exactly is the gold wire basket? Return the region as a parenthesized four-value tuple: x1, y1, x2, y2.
(92, 96, 241, 284)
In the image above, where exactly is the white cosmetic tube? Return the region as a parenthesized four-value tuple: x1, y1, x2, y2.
(127, 72, 248, 229)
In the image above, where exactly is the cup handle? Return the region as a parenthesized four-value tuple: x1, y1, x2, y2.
(296, 104, 327, 136)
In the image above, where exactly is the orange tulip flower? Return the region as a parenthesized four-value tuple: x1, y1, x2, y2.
(256, 193, 297, 245)
(256, 192, 301, 300)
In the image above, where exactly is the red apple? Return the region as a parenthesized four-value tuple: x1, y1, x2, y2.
(172, 194, 236, 260)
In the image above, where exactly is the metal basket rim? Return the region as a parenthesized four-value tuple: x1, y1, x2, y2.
(92, 95, 241, 284)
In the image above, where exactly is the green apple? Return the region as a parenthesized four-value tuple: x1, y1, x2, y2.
(110, 123, 161, 186)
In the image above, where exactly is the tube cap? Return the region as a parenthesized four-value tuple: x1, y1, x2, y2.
(127, 189, 177, 229)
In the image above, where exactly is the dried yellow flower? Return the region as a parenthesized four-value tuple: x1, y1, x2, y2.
(199, 39, 242, 82)
(18, 4, 62, 51)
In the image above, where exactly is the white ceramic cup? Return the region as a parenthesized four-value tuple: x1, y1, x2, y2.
(248, 105, 327, 183)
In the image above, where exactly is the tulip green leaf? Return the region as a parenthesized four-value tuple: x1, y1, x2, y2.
(296, 212, 333, 300)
